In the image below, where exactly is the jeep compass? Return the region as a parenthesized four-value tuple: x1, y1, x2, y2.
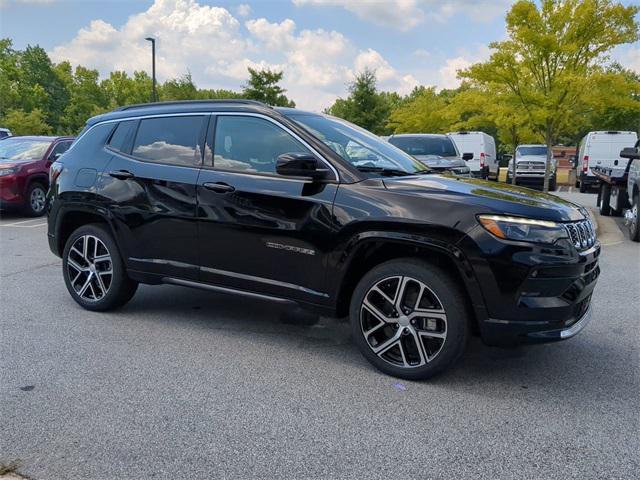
(47, 100, 599, 379)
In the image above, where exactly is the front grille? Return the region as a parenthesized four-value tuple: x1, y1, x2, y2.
(564, 219, 596, 250)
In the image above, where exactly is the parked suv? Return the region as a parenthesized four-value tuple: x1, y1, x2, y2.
(1, 136, 74, 216)
(47, 100, 600, 379)
(387, 134, 471, 176)
(0, 128, 12, 139)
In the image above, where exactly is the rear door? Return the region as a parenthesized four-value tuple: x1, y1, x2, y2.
(196, 113, 338, 304)
(101, 115, 207, 280)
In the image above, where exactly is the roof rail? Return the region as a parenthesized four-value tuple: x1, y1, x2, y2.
(115, 99, 270, 112)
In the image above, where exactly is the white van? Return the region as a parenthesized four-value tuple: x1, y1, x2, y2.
(447, 131, 497, 179)
(577, 131, 638, 192)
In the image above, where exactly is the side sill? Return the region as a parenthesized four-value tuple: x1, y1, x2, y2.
(162, 277, 297, 306)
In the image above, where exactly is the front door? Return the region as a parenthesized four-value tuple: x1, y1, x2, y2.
(196, 114, 338, 304)
(102, 115, 207, 280)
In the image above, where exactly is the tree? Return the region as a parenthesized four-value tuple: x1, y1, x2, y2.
(242, 67, 295, 107)
(160, 72, 198, 101)
(461, 0, 639, 191)
(2, 108, 52, 135)
(327, 69, 397, 135)
(101, 70, 154, 108)
(387, 86, 451, 134)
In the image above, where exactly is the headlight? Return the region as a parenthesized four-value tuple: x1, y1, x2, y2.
(477, 215, 568, 244)
(0, 167, 18, 177)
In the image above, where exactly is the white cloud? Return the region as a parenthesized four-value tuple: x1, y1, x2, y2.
(438, 45, 491, 89)
(610, 45, 640, 73)
(292, 0, 512, 31)
(47, 0, 471, 111)
(236, 3, 251, 17)
(413, 48, 431, 60)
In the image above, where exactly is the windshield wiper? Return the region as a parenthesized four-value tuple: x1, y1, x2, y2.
(356, 167, 432, 177)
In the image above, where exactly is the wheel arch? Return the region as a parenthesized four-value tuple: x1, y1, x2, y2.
(54, 205, 120, 259)
(332, 232, 486, 333)
(25, 173, 49, 192)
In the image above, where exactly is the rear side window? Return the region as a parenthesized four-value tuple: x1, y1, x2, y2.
(108, 120, 136, 153)
(213, 116, 310, 174)
(50, 140, 73, 159)
(132, 116, 204, 167)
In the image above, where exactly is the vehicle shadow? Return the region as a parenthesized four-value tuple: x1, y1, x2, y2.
(108, 283, 628, 400)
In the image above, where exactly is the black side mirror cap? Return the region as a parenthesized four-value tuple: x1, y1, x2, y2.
(620, 147, 640, 160)
(276, 153, 330, 180)
(462, 152, 473, 161)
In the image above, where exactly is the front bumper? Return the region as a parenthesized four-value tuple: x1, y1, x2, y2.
(0, 175, 24, 207)
(461, 230, 600, 346)
(507, 172, 555, 186)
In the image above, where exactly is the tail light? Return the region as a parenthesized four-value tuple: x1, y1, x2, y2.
(480, 152, 486, 168)
(50, 162, 63, 184)
(582, 155, 589, 172)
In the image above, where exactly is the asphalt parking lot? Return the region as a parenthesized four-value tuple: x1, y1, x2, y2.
(1, 191, 638, 480)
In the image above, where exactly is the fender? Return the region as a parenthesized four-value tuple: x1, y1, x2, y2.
(327, 228, 489, 322)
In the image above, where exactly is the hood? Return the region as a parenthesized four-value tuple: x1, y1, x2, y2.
(382, 175, 586, 222)
(414, 155, 465, 168)
(0, 157, 40, 165)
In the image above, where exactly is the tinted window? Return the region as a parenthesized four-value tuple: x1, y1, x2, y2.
(0, 131, 9, 139)
(50, 140, 72, 159)
(132, 116, 203, 167)
(389, 136, 458, 157)
(108, 120, 136, 152)
(213, 116, 310, 174)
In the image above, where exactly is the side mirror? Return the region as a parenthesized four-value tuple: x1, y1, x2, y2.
(276, 153, 330, 180)
(462, 152, 473, 161)
(620, 147, 640, 160)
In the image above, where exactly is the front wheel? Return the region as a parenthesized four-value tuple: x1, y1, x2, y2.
(350, 259, 469, 380)
(62, 224, 138, 311)
(23, 182, 47, 217)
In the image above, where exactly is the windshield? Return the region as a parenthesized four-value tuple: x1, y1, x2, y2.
(516, 146, 547, 157)
(288, 114, 426, 174)
(0, 138, 51, 161)
(389, 136, 458, 158)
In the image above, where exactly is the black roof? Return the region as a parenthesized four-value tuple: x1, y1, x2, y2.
(86, 99, 276, 126)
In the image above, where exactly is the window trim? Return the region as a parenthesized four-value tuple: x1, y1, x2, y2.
(73, 112, 339, 182)
(128, 114, 208, 168)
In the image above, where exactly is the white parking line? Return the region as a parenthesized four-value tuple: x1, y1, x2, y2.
(0, 218, 43, 226)
(0, 221, 47, 228)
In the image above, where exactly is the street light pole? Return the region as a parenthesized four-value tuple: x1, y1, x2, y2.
(145, 37, 157, 102)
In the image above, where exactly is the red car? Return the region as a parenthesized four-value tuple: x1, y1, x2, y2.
(0, 136, 74, 216)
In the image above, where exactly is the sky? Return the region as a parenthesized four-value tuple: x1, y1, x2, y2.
(0, 0, 639, 111)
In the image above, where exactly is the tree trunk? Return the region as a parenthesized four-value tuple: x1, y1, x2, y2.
(543, 125, 553, 193)
(511, 128, 518, 185)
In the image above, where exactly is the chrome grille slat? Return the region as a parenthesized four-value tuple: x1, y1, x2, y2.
(564, 219, 596, 250)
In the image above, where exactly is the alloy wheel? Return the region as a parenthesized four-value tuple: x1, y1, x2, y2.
(66, 235, 113, 301)
(30, 187, 46, 213)
(360, 275, 447, 368)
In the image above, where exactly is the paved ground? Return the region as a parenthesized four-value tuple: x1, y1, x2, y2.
(1, 193, 639, 480)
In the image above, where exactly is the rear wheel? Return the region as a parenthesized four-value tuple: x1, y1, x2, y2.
(350, 259, 469, 380)
(629, 193, 640, 242)
(23, 182, 47, 217)
(599, 183, 612, 216)
(579, 179, 587, 193)
(62, 224, 138, 311)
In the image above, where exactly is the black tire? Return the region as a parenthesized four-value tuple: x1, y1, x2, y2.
(575, 180, 580, 189)
(23, 182, 47, 217)
(579, 181, 587, 193)
(549, 177, 557, 192)
(599, 183, 611, 216)
(350, 259, 469, 380)
(629, 193, 640, 242)
(62, 223, 138, 311)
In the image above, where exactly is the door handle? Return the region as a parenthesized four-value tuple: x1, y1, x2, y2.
(203, 182, 235, 193)
(109, 170, 135, 180)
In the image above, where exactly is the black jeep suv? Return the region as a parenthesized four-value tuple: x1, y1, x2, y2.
(47, 100, 600, 379)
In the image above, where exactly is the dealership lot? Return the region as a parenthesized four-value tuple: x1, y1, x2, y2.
(1, 195, 638, 480)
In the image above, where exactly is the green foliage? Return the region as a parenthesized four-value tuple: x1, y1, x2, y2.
(460, 0, 639, 190)
(242, 67, 295, 107)
(325, 69, 396, 135)
(3, 108, 52, 135)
